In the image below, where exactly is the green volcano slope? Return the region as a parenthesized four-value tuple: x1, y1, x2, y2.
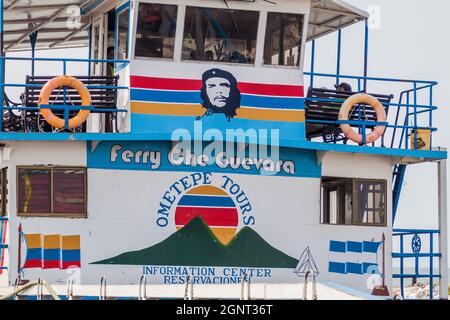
(93, 216, 298, 268)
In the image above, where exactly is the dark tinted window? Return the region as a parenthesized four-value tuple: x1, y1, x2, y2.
(183, 7, 259, 64)
(135, 3, 178, 59)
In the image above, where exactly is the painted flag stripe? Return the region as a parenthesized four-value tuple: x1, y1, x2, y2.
(26, 248, 43, 260)
(329, 241, 346, 253)
(363, 263, 380, 274)
(43, 260, 60, 269)
(346, 262, 363, 275)
(130, 89, 305, 110)
(175, 207, 239, 227)
(24, 234, 42, 249)
(130, 102, 306, 122)
(177, 195, 236, 208)
(62, 235, 81, 250)
(61, 261, 81, 270)
(363, 241, 381, 253)
(130, 76, 304, 97)
(44, 248, 61, 261)
(347, 241, 363, 253)
(328, 261, 346, 274)
(62, 250, 81, 262)
(23, 259, 42, 269)
(44, 235, 61, 250)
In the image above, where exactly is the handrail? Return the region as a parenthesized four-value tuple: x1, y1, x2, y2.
(240, 273, 251, 301)
(67, 279, 74, 300)
(0, 56, 130, 64)
(139, 275, 147, 301)
(302, 271, 317, 300)
(304, 71, 438, 85)
(184, 275, 194, 300)
(0, 279, 61, 300)
(99, 276, 107, 301)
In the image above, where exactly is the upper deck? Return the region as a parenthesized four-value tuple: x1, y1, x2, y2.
(0, 0, 446, 161)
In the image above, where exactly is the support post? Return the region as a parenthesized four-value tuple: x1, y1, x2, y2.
(30, 32, 38, 77)
(438, 159, 448, 299)
(363, 19, 369, 92)
(310, 40, 315, 88)
(0, 0, 4, 132)
(336, 29, 342, 86)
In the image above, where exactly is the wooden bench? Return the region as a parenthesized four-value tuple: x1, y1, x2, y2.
(22, 75, 120, 132)
(305, 87, 394, 144)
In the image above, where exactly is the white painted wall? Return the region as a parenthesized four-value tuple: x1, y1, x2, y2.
(3, 141, 394, 297)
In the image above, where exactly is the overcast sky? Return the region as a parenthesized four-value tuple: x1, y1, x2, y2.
(5, 0, 450, 267)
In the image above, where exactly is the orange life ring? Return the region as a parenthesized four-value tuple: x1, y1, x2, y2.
(338, 93, 387, 144)
(38, 76, 91, 129)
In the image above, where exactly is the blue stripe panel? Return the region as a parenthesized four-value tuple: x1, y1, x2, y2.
(130, 89, 305, 110)
(363, 263, 380, 275)
(44, 249, 61, 261)
(328, 262, 346, 274)
(363, 241, 381, 253)
(346, 241, 363, 253)
(177, 195, 235, 208)
(62, 250, 81, 262)
(329, 241, 346, 253)
(26, 248, 43, 260)
(346, 262, 363, 275)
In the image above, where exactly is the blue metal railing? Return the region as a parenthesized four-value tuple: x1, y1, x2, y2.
(0, 56, 130, 132)
(0, 217, 8, 273)
(392, 229, 441, 299)
(304, 72, 438, 151)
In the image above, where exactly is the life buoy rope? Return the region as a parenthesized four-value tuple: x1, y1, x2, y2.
(338, 93, 387, 144)
(38, 76, 91, 129)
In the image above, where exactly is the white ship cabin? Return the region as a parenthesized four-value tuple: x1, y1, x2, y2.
(0, 0, 447, 300)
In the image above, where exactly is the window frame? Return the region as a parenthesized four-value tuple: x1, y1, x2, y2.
(321, 177, 387, 227)
(16, 166, 88, 219)
(180, 5, 261, 66)
(262, 11, 306, 69)
(131, 1, 308, 70)
(132, 1, 181, 62)
(115, 1, 132, 63)
(0, 168, 7, 217)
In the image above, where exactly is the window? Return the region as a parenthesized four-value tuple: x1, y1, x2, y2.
(264, 12, 304, 67)
(135, 3, 178, 59)
(116, 7, 130, 60)
(182, 7, 259, 64)
(17, 168, 87, 218)
(321, 178, 386, 226)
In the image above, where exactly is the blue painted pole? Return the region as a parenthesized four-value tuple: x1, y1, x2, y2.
(310, 40, 316, 88)
(400, 234, 404, 298)
(429, 232, 433, 299)
(363, 20, 369, 92)
(336, 30, 342, 86)
(0, 0, 4, 132)
(88, 25, 92, 76)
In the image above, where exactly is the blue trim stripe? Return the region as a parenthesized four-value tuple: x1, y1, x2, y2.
(178, 195, 236, 208)
(363, 241, 381, 253)
(329, 262, 346, 274)
(130, 89, 305, 110)
(347, 241, 363, 253)
(346, 262, 363, 275)
(26, 248, 42, 260)
(329, 241, 346, 253)
(44, 249, 61, 261)
(62, 250, 81, 262)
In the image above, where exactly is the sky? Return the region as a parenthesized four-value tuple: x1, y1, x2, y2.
(4, 0, 450, 268)
(302, 0, 450, 229)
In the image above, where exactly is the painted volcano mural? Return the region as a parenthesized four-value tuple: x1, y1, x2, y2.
(93, 216, 298, 268)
